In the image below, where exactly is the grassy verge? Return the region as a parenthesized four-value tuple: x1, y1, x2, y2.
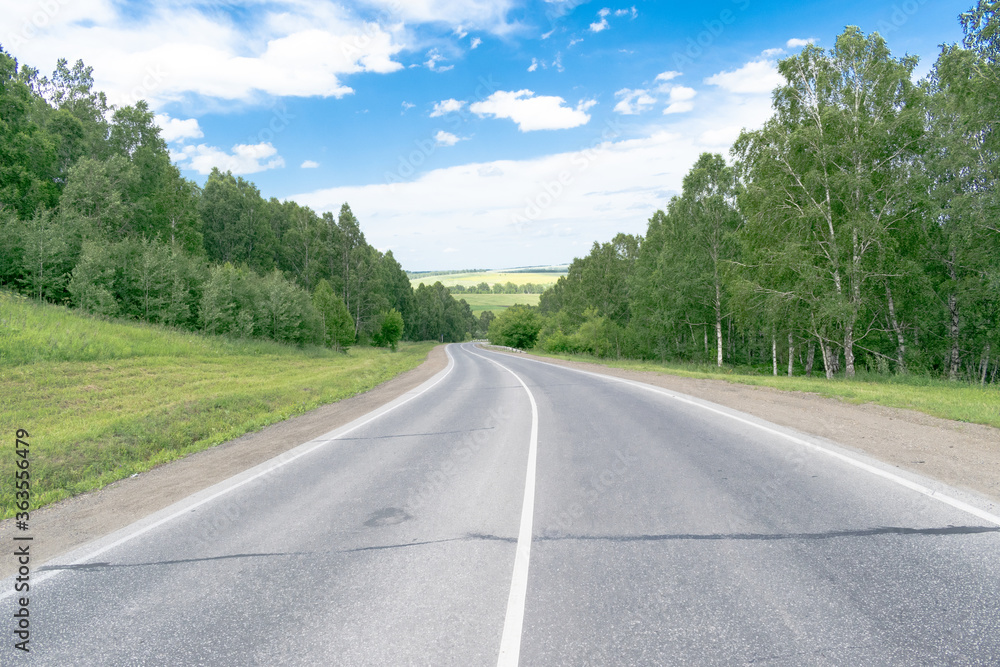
(525, 349, 1000, 430)
(0, 291, 436, 518)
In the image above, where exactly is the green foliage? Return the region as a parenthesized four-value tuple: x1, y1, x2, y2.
(69, 238, 202, 327)
(373, 308, 404, 350)
(488, 305, 542, 349)
(477, 310, 496, 337)
(411, 281, 475, 342)
(312, 278, 354, 351)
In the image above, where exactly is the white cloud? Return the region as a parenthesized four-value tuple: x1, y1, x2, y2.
(700, 126, 743, 146)
(402, 101, 416, 112)
(590, 7, 611, 31)
(470, 90, 595, 131)
(662, 85, 696, 114)
(3, 2, 406, 106)
(613, 88, 655, 115)
(358, 0, 520, 34)
(528, 58, 539, 72)
(655, 71, 682, 82)
(430, 98, 466, 116)
(287, 87, 775, 270)
(705, 59, 784, 95)
(443, 247, 460, 253)
(615, 7, 638, 18)
(471, 37, 482, 49)
(569, 37, 584, 47)
(424, 49, 454, 72)
(761, 47, 785, 58)
(786, 37, 817, 49)
(435, 130, 463, 146)
(154, 114, 203, 143)
(668, 86, 696, 102)
(174, 142, 285, 175)
(301, 160, 320, 168)
(664, 101, 695, 115)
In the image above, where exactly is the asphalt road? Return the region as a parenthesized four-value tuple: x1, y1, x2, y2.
(3, 343, 1000, 665)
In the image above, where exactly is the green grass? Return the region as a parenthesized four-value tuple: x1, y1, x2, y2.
(461, 293, 541, 317)
(409, 270, 566, 291)
(528, 350, 1000, 430)
(0, 291, 436, 518)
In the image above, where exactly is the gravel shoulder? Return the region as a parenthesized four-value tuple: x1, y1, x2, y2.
(492, 347, 1000, 509)
(0, 345, 448, 579)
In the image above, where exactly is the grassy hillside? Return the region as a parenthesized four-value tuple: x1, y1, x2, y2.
(0, 291, 436, 518)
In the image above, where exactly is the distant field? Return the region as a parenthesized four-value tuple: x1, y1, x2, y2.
(409, 269, 567, 291)
(459, 293, 541, 317)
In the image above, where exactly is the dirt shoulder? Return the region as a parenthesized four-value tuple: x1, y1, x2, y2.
(0, 345, 449, 579)
(491, 347, 1000, 509)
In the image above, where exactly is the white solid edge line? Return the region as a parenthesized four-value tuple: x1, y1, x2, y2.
(476, 346, 1000, 528)
(0, 345, 458, 600)
(464, 345, 539, 667)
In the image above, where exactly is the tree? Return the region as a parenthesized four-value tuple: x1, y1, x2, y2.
(312, 279, 354, 351)
(18, 208, 74, 301)
(488, 305, 542, 349)
(60, 155, 135, 238)
(0, 48, 59, 218)
(373, 308, 404, 351)
(478, 310, 496, 338)
(200, 169, 274, 271)
(733, 27, 927, 377)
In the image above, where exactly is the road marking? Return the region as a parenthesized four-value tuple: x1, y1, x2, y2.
(0, 347, 458, 599)
(478, 347, 1000, 528)
(465, 346, 539, 667)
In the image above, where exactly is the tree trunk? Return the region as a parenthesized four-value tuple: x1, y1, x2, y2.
(885, 282, 906, 374)
(981, 343, 990, 387)
(843, 324, 855, 378)
(787, 332, 795, 377)
(819, 337, 834, 380)
(948, 292, 960, 381)
(772, 335, 778, 376)
(715, 284, 723, 367)
(805, 340, 816, 377)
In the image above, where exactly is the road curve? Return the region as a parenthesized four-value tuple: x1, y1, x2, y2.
(3, 343, 999, 665)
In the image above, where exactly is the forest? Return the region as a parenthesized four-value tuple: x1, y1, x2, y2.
(502, 10, 1000, 384)
(0, 51, 478, 349)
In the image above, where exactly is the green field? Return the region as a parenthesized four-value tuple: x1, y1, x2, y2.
(461, 293, 541, 317)
(528, 351, 1000, 430)
(409, 268, 565, 316)
(0, 291, 436, 518)
(409, 269, 567, 291)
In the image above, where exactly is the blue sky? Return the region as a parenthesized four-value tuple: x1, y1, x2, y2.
(2, 0, 973, 270)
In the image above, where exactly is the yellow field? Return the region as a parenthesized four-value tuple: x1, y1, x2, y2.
(409, 269, 567, 290)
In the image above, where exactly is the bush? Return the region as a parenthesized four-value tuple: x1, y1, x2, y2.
(488, 305, 542, 349)
(373, 308, 404, 350)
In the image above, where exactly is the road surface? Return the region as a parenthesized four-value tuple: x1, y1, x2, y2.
(3, 343, 999, 665)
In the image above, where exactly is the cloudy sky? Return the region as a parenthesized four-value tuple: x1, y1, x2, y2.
(2, 0, 971, 270)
